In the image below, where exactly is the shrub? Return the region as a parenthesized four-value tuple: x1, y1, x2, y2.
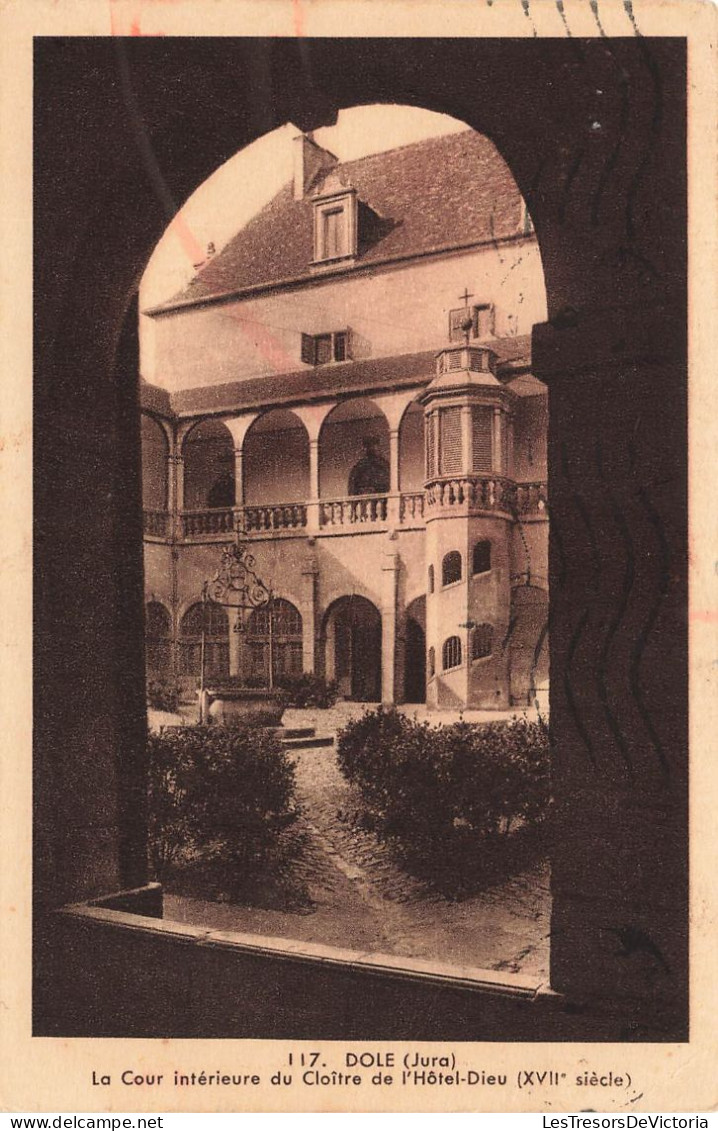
(147, 678, 181, 713)
(147, 724, 299, 885)
(336, 708, 550, 894)
(277, 672, 339, 709)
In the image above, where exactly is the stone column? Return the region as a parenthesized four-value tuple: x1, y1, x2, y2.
(381, 534, 400, 704)
(301, 547, 319, 673)
(387, 427, 400, 525)
(233, 447, 244, 506)
(534, 306, 688, 1034)
(233, 446, 245, 534)
(169, 452, 185, 541)
(307, 437, 320, 533)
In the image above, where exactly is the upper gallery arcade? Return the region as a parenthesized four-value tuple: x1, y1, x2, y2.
(139, 122, 549, 711)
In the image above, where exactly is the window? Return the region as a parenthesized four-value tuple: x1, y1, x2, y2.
(145, 601, 172, 675)
(313, 190, 358, 264)
(301, 330, 351, 366)
(473, 540, 492, 575)
(471, 623, 494, 661)
(442, 636, 462, 671)
(448, 303, 494, 342)
(246, 599, 303, 686)
(428, 564, 434, 594)
(442, 550, 462, 587)
(428, 646, 435, 678)
(179, 600, 229, 679)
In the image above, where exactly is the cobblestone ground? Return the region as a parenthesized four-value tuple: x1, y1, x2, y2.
(165, 704, 550, 980)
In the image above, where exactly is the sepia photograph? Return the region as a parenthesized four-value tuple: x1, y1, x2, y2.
(2, 0, 716, 1115)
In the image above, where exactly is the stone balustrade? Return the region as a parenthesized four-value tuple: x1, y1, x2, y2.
(152, 483, 545, 542)
(425, 475, 516, 513)
(320, 494, 388, 527)
(243, 503, 307, 531)
(143, 509, 170, 537)
(514, 480, 548, 516)
(399, 492, 425, 523)
(181, 508, 235, 536)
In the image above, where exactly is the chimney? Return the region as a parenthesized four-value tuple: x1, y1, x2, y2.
(293, 132, 338, 201)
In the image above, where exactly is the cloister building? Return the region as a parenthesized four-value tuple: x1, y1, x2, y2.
(140, 128, 549, 710)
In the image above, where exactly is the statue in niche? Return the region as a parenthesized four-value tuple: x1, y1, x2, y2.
(348, 435, 390, 496)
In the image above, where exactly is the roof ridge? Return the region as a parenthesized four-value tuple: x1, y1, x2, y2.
(328, 125, 476, 175)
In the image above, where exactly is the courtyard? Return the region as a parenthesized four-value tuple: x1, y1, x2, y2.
(154, 704, 551, 982)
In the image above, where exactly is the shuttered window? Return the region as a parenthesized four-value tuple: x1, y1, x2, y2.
(439, 407, 462, 475)
(301, 331, 351, 366)
(472, 405, 493, 472)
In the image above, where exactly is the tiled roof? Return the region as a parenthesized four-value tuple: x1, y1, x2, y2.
(150, 130, 524, 314)
(147, 336, 532, 418)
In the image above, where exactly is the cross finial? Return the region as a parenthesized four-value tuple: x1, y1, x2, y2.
(459, 287, 474, 307)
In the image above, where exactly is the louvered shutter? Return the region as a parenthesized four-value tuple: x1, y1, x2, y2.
(472, 405, 493, 472)
(439, 407, 463, 475)
(301, 333, 316, 365)
(426, 413, 438, 477)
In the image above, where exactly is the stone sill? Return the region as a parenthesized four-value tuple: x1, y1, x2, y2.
(64, 886, 549, 1002)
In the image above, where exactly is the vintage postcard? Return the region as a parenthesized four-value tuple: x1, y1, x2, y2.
(1, 0, 716, 1116)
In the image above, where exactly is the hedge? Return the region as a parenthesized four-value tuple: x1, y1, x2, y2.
(276, 672, 340, 709)
(147, 724, 299, 884)
(336, 708, 550, 893)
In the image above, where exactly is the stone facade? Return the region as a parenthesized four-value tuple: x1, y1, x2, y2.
(141, 130, 548, 710)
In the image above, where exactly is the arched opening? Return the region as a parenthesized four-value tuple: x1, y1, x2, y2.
(323, 595, 381, 702)
(471, 622, 493, 662)
(145, 601, 172, 677)
(398, 400, 425, 493)
(442, 635, 462, 672)
(404, 595, 426, 703)
(140, 415, 168, 511)
(509, 584, 549, 708)
(472, 540, 491, 576)
(319, 399, 390, 500)
(179, 600, 229, 683)
(182, 419, 235, 511)
(442, 550, 463, 587)
(243, 409, 310, 507)
(246, 597, 303, 686)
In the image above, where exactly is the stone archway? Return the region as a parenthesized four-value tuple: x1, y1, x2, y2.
(404, 595, 426, 704)
(34, 37, 688, 1036)
(323, 595, 382, 702)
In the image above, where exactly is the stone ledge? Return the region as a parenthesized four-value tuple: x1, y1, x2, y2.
(57, 900, 544, 1001)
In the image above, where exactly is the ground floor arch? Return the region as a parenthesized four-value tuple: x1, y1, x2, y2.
(323, 595, 382, 702)
(509, 583, 549, 708)
(404, 595, 426, 703)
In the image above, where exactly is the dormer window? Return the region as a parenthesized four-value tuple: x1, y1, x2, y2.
(312, 185, 358, 265)
(301, 330, 351, 366)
